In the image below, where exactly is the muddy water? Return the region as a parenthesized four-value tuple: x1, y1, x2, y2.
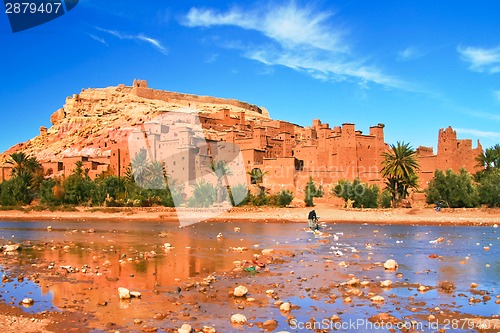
(0, 220, 498, 332)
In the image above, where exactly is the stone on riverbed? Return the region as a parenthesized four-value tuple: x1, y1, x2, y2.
(234, 285, 248, 297)
(22, 298, 34, 305)
(118, 287, 131, 299)
(178, 323, 192, 333)
(230, 314, 247, 325)
(383, 259, 398, 270)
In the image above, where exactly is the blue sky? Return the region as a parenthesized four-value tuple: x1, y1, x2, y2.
(1, 0, 499, 153)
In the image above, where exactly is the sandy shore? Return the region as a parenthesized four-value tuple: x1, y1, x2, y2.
(0, 204, 498, 225)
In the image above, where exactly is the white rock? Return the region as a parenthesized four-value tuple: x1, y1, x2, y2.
(130, 291, 142, 298)
(279, 302, 291, 312)
(22, 298, 34, 305)
(383, 259, 398, 270)
(201, 326, 217, 333)
(380, 280, 392, 287)
(262, 248, 274, 256)
(3, 244, 20, 253)
(265, 289, 275, 295)
(178, 323, 192, 333)
(118, 287, 131, 299)
(230, 313, 247, 325)
(234, 285, 248, 297)
(370, 295, 385, 303)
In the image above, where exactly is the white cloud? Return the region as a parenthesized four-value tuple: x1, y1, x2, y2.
(458, 45, 500, 74)
(494, 90, 500, 102)
(182, 3, 409, 90)
(95, 27, 168, 55)
(397, 46, 424, 61)
(455, 128, 500, 140)
(88, 33, 108, 46)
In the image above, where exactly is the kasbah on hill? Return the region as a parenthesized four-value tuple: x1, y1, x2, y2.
(0, 79, 483, 206)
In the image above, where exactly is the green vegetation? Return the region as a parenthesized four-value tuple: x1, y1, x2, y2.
(271, 189, 294, 207)
(381, 141, 419, 206)
(304, 177, 324, 207)
(425, 144, 500, 208)
(426, 169, 479, 208)
(0, 152, 43, 205)
(332, 179, 380, 208)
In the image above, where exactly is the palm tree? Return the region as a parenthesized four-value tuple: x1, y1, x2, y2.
(476, 144, 500, 171)
(6, 151, 41, 177)
(247, 168, 267, 185)
(146, 161, 167, 189)
(209, 160, 233, 203)
(130, 149, 149, 188)
(381, 141, 420, 204)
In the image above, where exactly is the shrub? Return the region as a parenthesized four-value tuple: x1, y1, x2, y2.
(187, 180, 216, 207)
(380, 189, 392, 208)
(477, 168, 500, 207)
(40, 178, 63, 206)
(426, 169, 479, 208)
(304, 177, 324, 207)
(250, 190, 269, 206)
(229, 184, 249, 206)
(273, 189, 294, 207)
(332, 179, 379, 208)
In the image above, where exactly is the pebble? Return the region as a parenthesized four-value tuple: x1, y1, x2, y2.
(279, 302, 291, 312)
(262, 319, 278, 330)
(383, 259, 398, 270)
(230, 314, 247, 325)
(234, 285, 248, 297)
(380, 280, 392, 287)
(178, 323, 192, 333)
(118, 287, 131, 299)
(22, 298, 34, 305)
(370, 296, 384, 303)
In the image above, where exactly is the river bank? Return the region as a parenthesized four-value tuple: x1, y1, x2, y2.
(0, 204, 499, 225)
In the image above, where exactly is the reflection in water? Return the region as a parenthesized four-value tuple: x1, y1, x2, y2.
(0, 220, 498, 332)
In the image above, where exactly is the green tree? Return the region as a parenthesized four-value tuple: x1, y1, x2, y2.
(477, 168, 500, 207)
(40, 178, 64, 206)
(209, 160, 233, 203)
(304, 177, 324, 207)
(63, 161, 96, 205)
(229, 183, 249, 206)
(381, 142, 420, 205)
(426, 169, 479, 208)
(188, 180, 216, 207)
(332, 179, 379, 208)
(272, 189, 294, 207)
(476, 144, 500, 171)
(2, 152, 43, 205)
(247, 168, 268, 185)
(130, 149, 150, 188)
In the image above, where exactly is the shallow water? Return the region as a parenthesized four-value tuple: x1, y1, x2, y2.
(0, 220, 498, 332)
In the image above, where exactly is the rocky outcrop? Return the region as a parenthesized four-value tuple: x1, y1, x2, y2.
(0, 80, 270, 164)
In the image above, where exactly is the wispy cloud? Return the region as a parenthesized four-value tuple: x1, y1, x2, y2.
(182, 3, 409, 90)
(458, 45, 500, 74)
(494, 90, 500, 102)
(455, 128, 500, 140)
(95, 27, 168, 55)
(88, 33, 108, 46)
(205, 53, 219, 64)
(397, 46, 424, 61)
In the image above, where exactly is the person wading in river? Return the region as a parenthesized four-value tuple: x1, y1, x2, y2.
(308, 209, 318, 230)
